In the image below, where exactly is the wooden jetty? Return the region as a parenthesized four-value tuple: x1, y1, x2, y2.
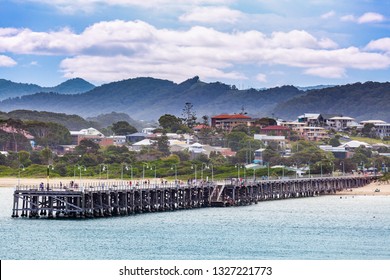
(12, 176, 375, 219)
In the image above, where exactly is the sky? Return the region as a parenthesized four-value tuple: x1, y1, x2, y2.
(0, 0, 390, 88)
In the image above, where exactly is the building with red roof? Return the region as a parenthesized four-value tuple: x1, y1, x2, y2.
(260, 125, 291, 136)
(211, 114, 252, 132)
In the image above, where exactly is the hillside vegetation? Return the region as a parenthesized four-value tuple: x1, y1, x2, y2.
(0, 77, 389, 122)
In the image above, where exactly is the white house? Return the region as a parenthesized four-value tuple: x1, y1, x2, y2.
(326, 116, 356, 130)
(254, 134, 286, 149)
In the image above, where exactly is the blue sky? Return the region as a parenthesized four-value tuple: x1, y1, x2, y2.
(0, 0, 389, 88)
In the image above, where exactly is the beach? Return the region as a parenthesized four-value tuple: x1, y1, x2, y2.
(335, 181, 390, 196)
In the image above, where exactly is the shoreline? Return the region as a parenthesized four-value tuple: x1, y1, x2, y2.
(1, 177, 389, 196)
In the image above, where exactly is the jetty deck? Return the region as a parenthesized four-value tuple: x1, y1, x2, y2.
(12, 176, 375, 219)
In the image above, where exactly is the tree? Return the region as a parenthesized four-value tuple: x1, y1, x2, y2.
(157, 135, 170, 156)
(329, 137, 341, 147)
(181, 102, 197, 129)
(75, 139, 100, 155)
(361, 123, 376, 138)
(25, 121, 71, 147)
(112, 121, 137, 135)
(158, 114, 182, 133)
(40, 147, 53, 164)
(18, 150, 32, 166)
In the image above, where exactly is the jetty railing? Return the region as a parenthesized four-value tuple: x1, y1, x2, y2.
(11, 175, 377, 219)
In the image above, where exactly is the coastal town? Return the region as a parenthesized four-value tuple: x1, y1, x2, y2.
(1, 108, 389, 183)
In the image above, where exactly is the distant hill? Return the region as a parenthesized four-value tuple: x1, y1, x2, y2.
(0, 110, 94, 130)
(86, 112, 154, 131)
(43, 78, 95, 95)
(0, 76, 304, 120)
(0, 78, 95, 100)
(0, 77, 389, 122)
(0, 110, 151, 131)
(273, 81, 390, 122)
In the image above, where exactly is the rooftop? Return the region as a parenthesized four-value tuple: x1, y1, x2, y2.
(261, 125, 290, 130)
(212, 114, 251, 119)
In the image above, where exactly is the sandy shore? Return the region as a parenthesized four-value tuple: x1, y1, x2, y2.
(335, 181, 390, 196)
(1, 177, 390, 196)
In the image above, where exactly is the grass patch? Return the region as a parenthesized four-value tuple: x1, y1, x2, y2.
(350, 136, 390, 145)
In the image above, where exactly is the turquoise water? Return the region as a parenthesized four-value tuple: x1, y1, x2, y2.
(0, 187, 389, 260)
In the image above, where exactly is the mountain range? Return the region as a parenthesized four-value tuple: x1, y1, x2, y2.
(0, 78, 95, 100)
(0, 76, 389, 122)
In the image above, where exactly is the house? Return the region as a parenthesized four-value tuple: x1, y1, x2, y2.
(70, 127, 105, 145)
(126, 132, 147, 143)
(297, 113, 324, 127)
(193, 124, 210, 133)
(319, 145, 349, 159)
(211, 114, 252, 132)
(55, 145, 77, 155)
(374, 123, 390, 139)
(141, 128, 156, 134)
(260, 125, 290, 136)
(254, 134, 286, 150)
(108, 135, 127, 146)
(254, 148, 266, 164)
(360, 120, 386, 126)
(278, 121, 306, 129)
(293, 126, 328, 141)
(338, 140, 372, 151)
(325, 116, 356, 130)
(131, 139, 155, 152)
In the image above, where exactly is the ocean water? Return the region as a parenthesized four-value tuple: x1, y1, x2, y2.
(0, 187, 389, 260)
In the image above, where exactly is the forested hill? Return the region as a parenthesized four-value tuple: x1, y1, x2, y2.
(0, 78, 95, 100)
(0, 110, 94, 130)
(0, 77, 389, 122)
(0, 76, 304, 120)
(0, 110, 146, 131)
(273, 81, 390, 122)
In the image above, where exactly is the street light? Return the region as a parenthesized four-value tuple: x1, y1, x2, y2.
(150, 165, 157, 183)
(235, 164, 240, 181)
(18, 164, 25, 187)
(208, 164, 214, 182)
(340, 161, 345, 176)
(77, 165, 86, 188)
(267, 162, 270, 179)
(191, 164, 197, 182)
(330, 161, 334, 177)
(129, 164, 133, 181)
(293, 162, 298, 179)
(307, 162, 310, 178)
(99, 164, 108, 186)
(142, 163, 149, 180)
(47, 164, 54, 189)
(171, 164, 177, 181)
(201, 163, 208, 181)
(121, 163, 129, 181)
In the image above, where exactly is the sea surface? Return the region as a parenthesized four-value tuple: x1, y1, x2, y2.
(0, 187, 389, 260)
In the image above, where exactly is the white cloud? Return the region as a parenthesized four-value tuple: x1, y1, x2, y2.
(179, 6, 243, 24)
(358, 12, 385, 24)
(255, 73, 267, 82)
(0, 55, 17, 67)
(1, 20, 389, 82)
(341, 12, 385, 24)
(304, 67, 346, 78)
(22, 0, 235, 13)
(366, 38, 390, 53)
(340, 14, 355, 22)
(321, 11, 335, 19)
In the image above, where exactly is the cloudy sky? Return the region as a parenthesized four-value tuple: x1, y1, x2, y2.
(0, 0, 389, 87)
